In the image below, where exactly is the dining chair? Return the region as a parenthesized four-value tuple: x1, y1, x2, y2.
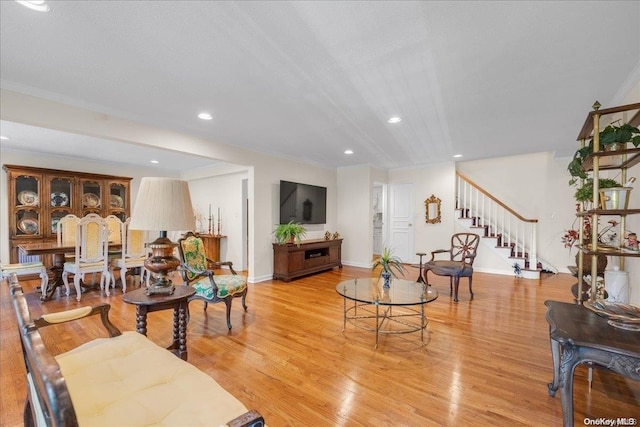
(177, 231, 248, 329)
(56, 214, 80, 261)
(105, 214, 123, 256)
(62, 213, 111, 301)
(109, 217, 148, 294)
(423, 233, 480, 302)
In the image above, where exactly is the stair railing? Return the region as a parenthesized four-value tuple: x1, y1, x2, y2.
(456, 172, 539, 270)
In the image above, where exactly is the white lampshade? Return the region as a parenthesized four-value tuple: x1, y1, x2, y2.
(129, 177, 195, 231)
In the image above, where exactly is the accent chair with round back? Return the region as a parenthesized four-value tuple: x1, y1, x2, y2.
(423, 233, 480, 302)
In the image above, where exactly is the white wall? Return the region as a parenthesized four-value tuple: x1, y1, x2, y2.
(185, 167, 249, 267)
(337, 165, 373, 268)
(388, 162, 456, 264)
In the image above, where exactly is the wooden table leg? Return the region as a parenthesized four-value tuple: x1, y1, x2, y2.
(135, 306, 148, 336)
(178, 301, 188, 360)
(41, 253, 65, 302)
(168, 302, 189, 360)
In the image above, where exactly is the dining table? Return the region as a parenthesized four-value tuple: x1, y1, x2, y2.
(17, 241, 121, 301)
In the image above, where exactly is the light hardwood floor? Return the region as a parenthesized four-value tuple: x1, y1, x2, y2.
(1, 267, 639, 426)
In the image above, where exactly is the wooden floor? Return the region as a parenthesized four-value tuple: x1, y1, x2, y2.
(2, 267, 639, 426)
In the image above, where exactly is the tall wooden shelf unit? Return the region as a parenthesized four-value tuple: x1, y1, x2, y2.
(3, 164, 132, 268)
(574, 102, 640, 301)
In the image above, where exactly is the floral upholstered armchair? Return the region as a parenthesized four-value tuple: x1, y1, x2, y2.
(177, 232, 248, 329)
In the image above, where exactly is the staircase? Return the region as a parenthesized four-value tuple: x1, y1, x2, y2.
(455, 172, 557, 279)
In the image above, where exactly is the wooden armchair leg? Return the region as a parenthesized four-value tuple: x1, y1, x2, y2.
(241, 290, 248, 311)
(453, 277, 460, 303)
(468, 277, 474, 300)
(224, 297, 233, 330)
(449, 277, 453, 298)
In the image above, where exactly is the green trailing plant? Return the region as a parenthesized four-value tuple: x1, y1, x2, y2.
(273, 220, 307, 245)
(371, 247, 406, 279)
(574, 178, 621, 202)
(568, 122, 640, 187)
(599, 122, 640, 148)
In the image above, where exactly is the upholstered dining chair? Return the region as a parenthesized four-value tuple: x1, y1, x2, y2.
(105, 215, 124, 257)
(423, 233, 480, 302)
(56, 214, 80, 261)
(62, 214, 111, 301)
(109, 217, 148, 294)
(177, 231, 248, 329)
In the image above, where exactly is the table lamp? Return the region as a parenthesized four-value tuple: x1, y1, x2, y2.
(129, 177, 195, 295)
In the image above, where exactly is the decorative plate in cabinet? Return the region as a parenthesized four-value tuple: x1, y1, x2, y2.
(18, 218, 39, 235)
(83, 193, 101, 208)
(51, 192, 69, 207)
(18, 190, 39, 206)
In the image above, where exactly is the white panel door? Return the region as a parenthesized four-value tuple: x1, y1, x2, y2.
(389, 183, 414, 262)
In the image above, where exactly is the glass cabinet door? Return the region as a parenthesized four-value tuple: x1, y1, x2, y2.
(15, 208, 41, 237)
(49, 176, 75, 237)
(108, 181, 128, 221)
(81, 179, 102, 215)
(14, 174, 41, 237)
(50, 177, 74, 209)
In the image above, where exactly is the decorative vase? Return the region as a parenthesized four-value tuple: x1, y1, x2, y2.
(576, 252, 607, 275)
(382, 271, 391, 289)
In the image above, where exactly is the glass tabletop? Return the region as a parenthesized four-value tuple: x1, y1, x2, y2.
(336, 278, 438, 306)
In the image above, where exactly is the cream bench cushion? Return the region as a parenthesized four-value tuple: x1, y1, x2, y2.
(56, 331, 249, 426)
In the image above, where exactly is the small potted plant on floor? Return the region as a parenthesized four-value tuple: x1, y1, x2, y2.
(273, 220, 307, 246)
(371, 247, 406, 288)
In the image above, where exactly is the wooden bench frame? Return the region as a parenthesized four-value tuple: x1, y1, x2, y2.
(7, 273, 264, 427)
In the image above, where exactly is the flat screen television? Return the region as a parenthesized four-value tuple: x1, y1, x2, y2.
(279, 180, 327, 224)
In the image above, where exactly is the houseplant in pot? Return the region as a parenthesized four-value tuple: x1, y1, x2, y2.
(574, 178, 622, 210)
(273, 220, 307, 246)
(371, 247, 406, 288)
(567, 122, 640, 187)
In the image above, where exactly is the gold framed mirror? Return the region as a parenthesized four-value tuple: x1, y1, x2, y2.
(425, 194, 441, 224)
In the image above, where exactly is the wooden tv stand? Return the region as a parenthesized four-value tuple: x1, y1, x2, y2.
(273, 239, 343, 281)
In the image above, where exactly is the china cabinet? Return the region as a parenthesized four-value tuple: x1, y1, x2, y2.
(3, 164, 131, 267)
(574, 102, 640, 301)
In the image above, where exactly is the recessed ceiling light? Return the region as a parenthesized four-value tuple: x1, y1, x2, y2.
(387, 116, 402, 124)
(150, 160, 159, 164)
(344, 149, 354, 155)
(0, 136, 9, 140)
(453, 154, 463, 158)
(198, 112, 213, 120)
(15, 1, 50, 12)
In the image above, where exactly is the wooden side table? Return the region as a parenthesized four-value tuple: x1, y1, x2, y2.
(199, 234, 226, 262)
(123, 285, 196, 360)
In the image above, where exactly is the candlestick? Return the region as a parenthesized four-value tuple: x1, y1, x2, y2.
(217, 207, 221, 236)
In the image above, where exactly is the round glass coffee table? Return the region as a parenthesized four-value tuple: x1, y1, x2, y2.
(336, 278, 438, 348)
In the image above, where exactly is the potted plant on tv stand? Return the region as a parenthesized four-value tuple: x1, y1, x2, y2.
(274, 220, 307, 246)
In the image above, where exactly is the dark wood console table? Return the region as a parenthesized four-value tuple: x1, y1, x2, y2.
(545, 300, 640, 427)
(273, 238, 342, 281)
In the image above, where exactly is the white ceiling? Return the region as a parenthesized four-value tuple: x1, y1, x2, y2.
(1, 1, 639, 171)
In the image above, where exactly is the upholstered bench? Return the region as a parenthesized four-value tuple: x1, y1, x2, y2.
(8, 273, 264, 427)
